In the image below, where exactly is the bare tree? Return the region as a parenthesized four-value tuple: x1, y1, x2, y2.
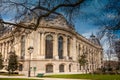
(0, 0, 85, 30)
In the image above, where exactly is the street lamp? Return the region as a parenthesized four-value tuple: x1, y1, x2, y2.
(28, 46, 34, 77)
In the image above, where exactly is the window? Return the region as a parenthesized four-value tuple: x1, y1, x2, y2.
(69, 64, 72, 72)
(78, 44, 81, 56)
(67, 38, 70, 57)
(46, 64, 53, 73)
(21, 35, 25, 59)
(59, 64, 64, 72)
(58, 36, 63, 59)
(79, 65, 81, 70)
(19, 64, 23, 71)
(45, 35, 53, 59)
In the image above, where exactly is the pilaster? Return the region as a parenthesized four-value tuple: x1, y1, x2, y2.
(63, 36, 68, 60)
(53, 33, 59, 60)
(40, 32, 45, 59)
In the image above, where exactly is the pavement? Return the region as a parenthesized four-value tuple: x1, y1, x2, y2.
(0, 75, 87, 80)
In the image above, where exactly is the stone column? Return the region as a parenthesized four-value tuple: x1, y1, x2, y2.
(40, 32, 45, 59)
(92, 50, 94, 72)
(2, 43, 5, 60)
(6, 42, 9, 55)
(4, 42, 7, 61)
(81, 45, 84, 55)
(24, 35, 29, 59)
(63, 36, 68, 60)
(37, 32, 41, 57)
(7, 41, 10, 61)
(0, 43, 1, 53)
(70, 38, 73, 58)
(76, 42, 79, 55)
(6, 42, 8, 61)
(8, 41, 11, 53)
(53, 33, 58, 60)
(72, 37, 77, 61)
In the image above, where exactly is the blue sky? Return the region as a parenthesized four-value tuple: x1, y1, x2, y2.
(73, 0, 108, 37)
(75, 19, 99, 37)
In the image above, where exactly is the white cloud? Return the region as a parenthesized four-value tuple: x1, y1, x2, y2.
(82, 32, 91, 38)
(81, 28, 98, 38)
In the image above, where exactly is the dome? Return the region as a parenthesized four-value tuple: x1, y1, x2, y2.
(39, 15, 75, 30)
(89, 34, 101, 46)
(21, 7, 75, 30)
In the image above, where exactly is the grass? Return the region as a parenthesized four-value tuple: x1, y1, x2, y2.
(0, 73, 24, 76)
(44, 74, 120, 80)
(0, 78, 41, 80)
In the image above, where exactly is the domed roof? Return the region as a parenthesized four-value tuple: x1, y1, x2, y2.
(21, 7, 75, 30)
(39, 15, 75, 30)
(89, 34, 101, 46)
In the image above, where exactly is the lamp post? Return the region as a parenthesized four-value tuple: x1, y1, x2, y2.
(28, 46, 34, 77)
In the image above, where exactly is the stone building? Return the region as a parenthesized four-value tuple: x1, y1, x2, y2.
(0, 14, 103, 76)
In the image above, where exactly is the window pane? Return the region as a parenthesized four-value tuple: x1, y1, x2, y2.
(21, 35, 25, 59)
(46, 64, 53, 73)
(59, 64, 64, 72)
(58, 36, 63, 59)
(45, 35, 53, 59)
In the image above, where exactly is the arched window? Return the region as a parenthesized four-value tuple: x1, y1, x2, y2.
(21, 35, 25, 59)
(67, 38, 70, 57)
(58, 36, 63, 59)
(46, 64, 53, 73)
(59, 64, 64, 72)
(45, 35, 53, 59)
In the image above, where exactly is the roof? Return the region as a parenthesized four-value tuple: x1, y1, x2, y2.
(89, 34, 101, 46)
(22, 6, 75, 30)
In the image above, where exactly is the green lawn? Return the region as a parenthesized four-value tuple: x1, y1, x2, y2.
(0, 78, 40, 80)
(44, 74, 120, 80)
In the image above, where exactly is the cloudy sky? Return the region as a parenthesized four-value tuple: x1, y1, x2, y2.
(74, 0, 108, 38)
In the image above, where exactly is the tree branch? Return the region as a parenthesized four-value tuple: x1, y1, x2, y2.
(35, 0, 84, 30)
(1, 0, 84, 30)
(2, 21, 34, 30)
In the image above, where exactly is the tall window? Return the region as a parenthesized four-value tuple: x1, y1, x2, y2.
(21, 35, 25, 59)
(46, 64, 53, 73)
(58, 36, 63, 59)
(45, 35, 53, 59)
(67, 38, 70, 57)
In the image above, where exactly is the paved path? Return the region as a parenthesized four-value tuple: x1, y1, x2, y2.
(0, 75, 86, 80)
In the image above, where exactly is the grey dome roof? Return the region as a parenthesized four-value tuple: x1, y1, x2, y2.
(21, 7, 75, 30)
(89, 34, 101, 46)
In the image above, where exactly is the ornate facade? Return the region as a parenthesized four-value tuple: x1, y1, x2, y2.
(0, 15, 103, 76)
